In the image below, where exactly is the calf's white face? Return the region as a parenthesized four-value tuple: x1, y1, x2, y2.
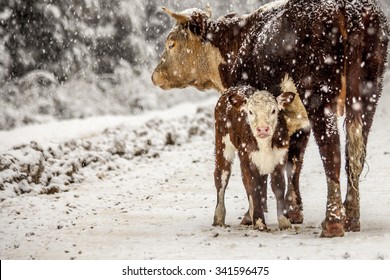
(247, 91, 279, 139)
(230, 90, 279, 140)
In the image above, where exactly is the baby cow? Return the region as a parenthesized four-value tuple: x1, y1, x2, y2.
(213, 77, 309, 230)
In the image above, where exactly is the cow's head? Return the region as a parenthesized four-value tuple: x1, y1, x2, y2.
(228, 86, 296, 140)
(151, 6, 225, 92)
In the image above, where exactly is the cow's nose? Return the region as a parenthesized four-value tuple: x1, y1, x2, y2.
(257, 126, 270, 134)
(151, 72, 157, 85)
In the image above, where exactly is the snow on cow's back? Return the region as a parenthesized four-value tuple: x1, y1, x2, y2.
(258, 0, 288, 13)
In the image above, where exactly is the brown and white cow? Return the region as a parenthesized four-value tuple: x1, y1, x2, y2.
(152, 0, 389, 237)
(214, 76, 309, 231)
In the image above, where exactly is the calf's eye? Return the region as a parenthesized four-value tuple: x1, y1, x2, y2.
(249, 110, 253, 115)
(272, 109, 276, 114)
(168, 42, 175, 49)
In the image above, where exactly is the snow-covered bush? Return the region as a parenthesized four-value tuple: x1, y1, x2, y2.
(0, 0, 147, 80)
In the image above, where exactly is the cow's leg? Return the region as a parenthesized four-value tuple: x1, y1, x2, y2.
(308, 106, 344, 237)
(286, 127, 311, 224)
(271, 162, 292, 230)
(239, 157, 267, 230)
(213, 136, 235, 227)
(343, 28, 387, 232)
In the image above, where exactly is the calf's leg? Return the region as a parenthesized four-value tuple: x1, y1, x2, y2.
(240, 175, 267, 226)
(271, 163, 292, 230)
(213, 136, 235, 227)
(239, 156, 267, 230)
(213, 155, 233, 227)
(286, 127, 311, 224)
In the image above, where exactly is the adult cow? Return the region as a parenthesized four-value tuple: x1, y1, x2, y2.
(151, 0, 389, 237)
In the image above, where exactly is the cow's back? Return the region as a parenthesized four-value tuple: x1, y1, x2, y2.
(237, 0, 388, 111)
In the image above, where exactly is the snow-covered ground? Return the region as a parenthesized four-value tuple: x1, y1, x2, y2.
(1, 72, 390, 260)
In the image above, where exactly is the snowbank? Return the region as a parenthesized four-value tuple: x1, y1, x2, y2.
(0, 99, 215, 202)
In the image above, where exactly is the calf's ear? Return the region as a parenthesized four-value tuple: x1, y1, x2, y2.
(228, 93, 247, 111)
(277, 92, 295, 110)
(162, 7, 190, 24)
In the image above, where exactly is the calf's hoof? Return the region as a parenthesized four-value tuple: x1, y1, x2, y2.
(278, 216, 292, 230)
(287, 209, 304, 224)
(240, 211, 253, 226)
(320, 220, 345, 238)
(254, 218, 267, 231)
(212, 217, 226, 227)
(344, 218, 361, 232)
(212, 222, 225, 227)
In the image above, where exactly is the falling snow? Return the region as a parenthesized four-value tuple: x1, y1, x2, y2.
(0, 0, 390, 260)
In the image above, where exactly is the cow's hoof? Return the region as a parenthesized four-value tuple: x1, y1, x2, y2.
(320, 221, 345, 238)
(278, 216, 292, 230)
(288, 209, 304, 224)
(344, 218, 361, 232)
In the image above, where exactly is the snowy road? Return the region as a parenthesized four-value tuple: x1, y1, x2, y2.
(1, 75, 390, 259)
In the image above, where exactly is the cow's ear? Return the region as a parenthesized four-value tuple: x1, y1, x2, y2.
(162, 7, 190, 24)
(277, 92, 295, 110)
(205, 4, 212, 18)
(228, 93, 247, 111)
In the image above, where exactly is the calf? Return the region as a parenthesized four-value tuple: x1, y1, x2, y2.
(214, 76, 309, 230)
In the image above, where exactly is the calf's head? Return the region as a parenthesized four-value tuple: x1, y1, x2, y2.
(228, 87, 296, 139)
(151, 7, 225, 92)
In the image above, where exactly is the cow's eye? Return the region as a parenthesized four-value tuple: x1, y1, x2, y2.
(272, 109, 276, 114)
(168, 42, 175, 49)
(249, 110, 253, 115)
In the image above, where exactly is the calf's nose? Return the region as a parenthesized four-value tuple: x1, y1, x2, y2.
(256, 126, 270, 134)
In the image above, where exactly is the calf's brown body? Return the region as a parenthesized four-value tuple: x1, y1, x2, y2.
(214, 86, 299, 230)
